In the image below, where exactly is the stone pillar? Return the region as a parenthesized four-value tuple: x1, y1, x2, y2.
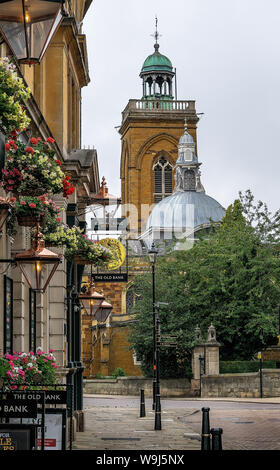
(48, 247, 67, 366)
(12, 226, 29, 353)
(204, 324, 220, 376)
(191, 326, 205, 380)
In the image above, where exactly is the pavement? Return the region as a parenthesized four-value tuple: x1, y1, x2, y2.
(72, 402, 201, 451)
(71, 395, 280, 451)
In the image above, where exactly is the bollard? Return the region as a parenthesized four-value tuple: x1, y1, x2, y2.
(154, 394, 161, 430)
(201, 407, 211, 450)
(140, 389, 146, 417)
(210, 428, 223, 450)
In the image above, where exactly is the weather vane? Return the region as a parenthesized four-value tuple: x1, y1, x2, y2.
(151, 15, 162, 46)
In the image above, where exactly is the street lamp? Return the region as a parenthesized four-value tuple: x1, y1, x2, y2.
(78, 280, 105, 317)
(95, 299, 113, 323)
(0, 0, 66, 65)
(148, 241, 158, 410)
(14, 223, 61, 292)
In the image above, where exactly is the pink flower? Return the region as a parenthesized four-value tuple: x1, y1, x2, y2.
(51, 363, 58, 368)
(20, 201, 26, 205)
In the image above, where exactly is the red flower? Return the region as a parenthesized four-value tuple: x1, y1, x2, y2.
(25, 147, 34, 155)
(28, 203, 36, 208)
(56, 217, 61, 222)
(46, 137, 55, 144)
(20, 201, 26, 205)
(5, 143, 10, 151)
(12, 144, 18, 150)
(56, 160, 61, 166)
(9, 140, 14, 145)
(29, 137, 38, 145)
(10, 130, 17, 137)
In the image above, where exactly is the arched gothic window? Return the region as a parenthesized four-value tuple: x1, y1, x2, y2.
(153, 156, 173, 203)
(126, 289, 134, 314)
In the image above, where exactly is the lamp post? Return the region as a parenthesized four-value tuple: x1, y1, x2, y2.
(148, 241, 158, 410)
(0, 0, 66, 65)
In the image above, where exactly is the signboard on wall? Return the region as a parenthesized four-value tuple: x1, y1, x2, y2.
(0, 425, 37, 451)
(10, 409, 66, 451)
(92, 273, 128, 283)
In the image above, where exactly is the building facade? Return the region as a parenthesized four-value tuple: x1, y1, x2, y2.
(0, 0, 99, 424)
(81, 33, 225, 380)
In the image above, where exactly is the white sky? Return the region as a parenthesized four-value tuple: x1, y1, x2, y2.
(81, 0, 280, 215)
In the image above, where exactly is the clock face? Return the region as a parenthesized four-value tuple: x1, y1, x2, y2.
(184, 149, 193, 162)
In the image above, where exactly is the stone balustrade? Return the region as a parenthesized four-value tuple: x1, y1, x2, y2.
(122, 99, 197, 123)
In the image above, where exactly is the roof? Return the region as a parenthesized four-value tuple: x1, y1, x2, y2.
(141, 45, 173, 74)
(147, 191, 225, 231)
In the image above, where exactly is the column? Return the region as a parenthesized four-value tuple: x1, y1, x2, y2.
(48, 194, 68, 366)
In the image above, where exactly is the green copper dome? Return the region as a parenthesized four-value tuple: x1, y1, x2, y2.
(141, 45, 173, 73)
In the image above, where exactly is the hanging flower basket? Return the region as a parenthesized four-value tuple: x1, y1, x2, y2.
(13, 196, 60, 229)
(42, 225, 81, 250)
(1, 136, 74, 197)
(73, 253, 95, 265)
(65, 233, 114, 267)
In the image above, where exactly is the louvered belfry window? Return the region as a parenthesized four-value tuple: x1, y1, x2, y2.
(153, 157, 173, 203)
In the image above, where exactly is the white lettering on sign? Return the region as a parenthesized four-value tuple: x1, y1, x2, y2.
(4, 405, 28, 413)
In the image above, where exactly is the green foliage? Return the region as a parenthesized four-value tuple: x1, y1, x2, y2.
(112, 367, 126, 378)
(220, 361, 277, 373)
(96, 372, 105, 379)
(129, 191, 280, 378)
(0, 57, 31, 135)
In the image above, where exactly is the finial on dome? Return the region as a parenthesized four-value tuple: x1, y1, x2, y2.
(151, 15, 161, 52)
(184, 117, 188, 132)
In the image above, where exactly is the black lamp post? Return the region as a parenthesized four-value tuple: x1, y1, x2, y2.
(148, 241, 158, 410)
(0, 0, 66, 65)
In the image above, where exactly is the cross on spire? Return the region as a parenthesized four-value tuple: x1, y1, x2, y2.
(151, 16, 162, 51)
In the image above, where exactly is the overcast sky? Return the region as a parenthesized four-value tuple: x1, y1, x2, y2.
(81, 0, 280, 215)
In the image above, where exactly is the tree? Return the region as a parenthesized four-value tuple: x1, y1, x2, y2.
(128, 192, 280, 377)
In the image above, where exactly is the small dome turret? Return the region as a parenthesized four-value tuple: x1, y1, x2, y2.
(140, 19, 175, 100)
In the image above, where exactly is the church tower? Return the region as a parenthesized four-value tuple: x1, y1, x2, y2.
(119, 22, 200, 235)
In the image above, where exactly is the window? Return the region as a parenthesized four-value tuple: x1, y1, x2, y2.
(126, 289, 134, 314)
(125, 286, 141, 314)
(3, 276, 13, 354)
(153, 157, 173, 203)
(184, 169, 196, 191)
